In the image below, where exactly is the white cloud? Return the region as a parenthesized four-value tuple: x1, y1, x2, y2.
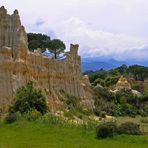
(0, 0, 148, 61)
(56, 17, 148, 60)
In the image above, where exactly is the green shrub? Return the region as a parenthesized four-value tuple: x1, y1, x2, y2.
(10, 81, 47, 115)
(93, 98, 119, 116)
(120, 103, 137, 116)
(96, 122, 117, 139)
(61, 91, 80, 109)
(40, 113, 65, 125)
(105, 76, 120, 87)
(65, 97, 78, 108)
(94, 85, 115, 101)
(22, 109, 42, 121)
(140, 118, 148, 124)
(99, 111, 106, 118)
(143, 105, 148, 115)
(119, 96, 127, 104)
(80, 108, 92, 116)
(138, 109, 147, 117)
(93, 78, 105, 86)
(63, 111, 74, 118)
(93, 108, 100, 116)
(5, 113, 17, 123)
(118, 122, 141, 135)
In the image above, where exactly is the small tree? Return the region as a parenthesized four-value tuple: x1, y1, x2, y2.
(96, 122, 117, 139)
(47, 39, 66, 59)
(10, 81, 47, 114)
(118, 122, 141, 135)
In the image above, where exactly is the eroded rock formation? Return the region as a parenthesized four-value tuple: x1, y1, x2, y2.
(116, 75, 131, 90)
(0, 6, 94, 112)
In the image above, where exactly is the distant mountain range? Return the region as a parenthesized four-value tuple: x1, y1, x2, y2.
(81, 57, 148, 72)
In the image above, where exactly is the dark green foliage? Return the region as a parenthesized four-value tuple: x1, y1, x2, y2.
(21, 109, 42, 121)
(108, 69, 120, 77)
(117, 64, 128, 75)
(131, 83, 143, 92)
(93, 108, 100, 116)
(60, 90, 80, 109)
(27, 33, 66, 59)
(27, 33, 51, 51)
(65, 94, 79, 109)
(120, 104, 137, 117)
(93, 78, 105, 86)
(94, 85, 115, 101)
(141, 90, 148, 102)
(85, 69, 107, 84)
(99, 87, 114, 101)
(96, 122, 117, 139)
(115, 89, 138, 105)
(93, 85, 148, 116)
(85, 64, 148, 86)
(96, 121, 142, 139)
(47, 39, 66, 59)
(5, 113, 17, 123)
(94, 100, 120, 116)
(105, 76, 120, 86)
(114, 90, 139, 116)
(84, 65, 148, 117)
(10, 81, 47, 114)
(94, 87, 148, 117)
(128, 65, 148, 81)
(99, 111, 106, 118)
(118, 122, 141, 135)
(93, 85, 119, 116)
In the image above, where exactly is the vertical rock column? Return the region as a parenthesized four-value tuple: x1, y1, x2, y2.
(0, 6, 26, 59)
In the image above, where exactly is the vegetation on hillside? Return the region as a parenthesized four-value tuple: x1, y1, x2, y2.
(0, 80, 147, 147)
(84, 65, 148, 87)
(84, 65, 148, 117)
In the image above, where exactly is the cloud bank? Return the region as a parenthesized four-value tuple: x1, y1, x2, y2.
(57, 17, 148, 60)
(0, 0, 148, 61)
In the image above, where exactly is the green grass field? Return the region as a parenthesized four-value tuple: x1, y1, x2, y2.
(0, 120, 148, 148)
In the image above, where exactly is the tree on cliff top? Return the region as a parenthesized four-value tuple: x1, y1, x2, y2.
(27, 33, 50, 51)
(27, 33, 66, 59)
(47, 39, 66, 59)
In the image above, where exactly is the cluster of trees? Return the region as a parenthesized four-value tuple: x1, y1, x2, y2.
(94, 86, 148, 117)
(27, 33, 66, 59)
(84, 65, 148, 88)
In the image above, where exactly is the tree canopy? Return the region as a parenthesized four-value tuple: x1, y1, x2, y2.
(47, 39, 66, 59)
(128, 65, 148, 81)
(27, 33, 50, 51)
(27, 33, 66, 59)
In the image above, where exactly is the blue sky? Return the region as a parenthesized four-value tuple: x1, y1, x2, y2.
(1, 0, 148, 62)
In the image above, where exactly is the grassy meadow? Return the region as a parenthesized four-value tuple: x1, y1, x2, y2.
(0, 119, 148, 148)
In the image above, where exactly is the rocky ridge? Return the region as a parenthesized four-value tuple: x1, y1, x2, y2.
(0, 6, 94, 112)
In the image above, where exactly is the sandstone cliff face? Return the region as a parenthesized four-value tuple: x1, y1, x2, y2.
(0, 6, 93, 112)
